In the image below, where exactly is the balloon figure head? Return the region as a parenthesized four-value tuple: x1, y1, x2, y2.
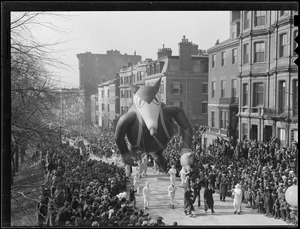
(129, 77, 162, 136)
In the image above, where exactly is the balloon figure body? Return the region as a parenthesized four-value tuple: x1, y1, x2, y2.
(115, 77, 194, 172)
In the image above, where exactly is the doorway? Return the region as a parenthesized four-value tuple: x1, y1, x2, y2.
(250, 125, 258, 141)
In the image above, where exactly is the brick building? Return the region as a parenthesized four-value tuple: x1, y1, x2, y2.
(205, 11, 241, 146)
(144, 36, 209, 129)
(206, 10, 298, 149)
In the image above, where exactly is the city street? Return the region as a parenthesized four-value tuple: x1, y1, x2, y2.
(89, 153, 291, 226)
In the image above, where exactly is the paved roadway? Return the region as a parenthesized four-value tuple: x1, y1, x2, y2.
(88, 153, 292, 226)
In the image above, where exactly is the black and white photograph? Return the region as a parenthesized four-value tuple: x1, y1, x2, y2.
(1, 1, 298, 227)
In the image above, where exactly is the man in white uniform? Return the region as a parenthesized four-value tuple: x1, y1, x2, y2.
(133, 173, 141, 195)
(232, 183, 243, 214)
(168, 182, 177, 209)
(168, 165, 177, 185)
(143, 182, 151, 210)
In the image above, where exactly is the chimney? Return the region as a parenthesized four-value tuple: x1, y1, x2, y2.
(179, 35, 193, 71)
(157, 44, 172, 59)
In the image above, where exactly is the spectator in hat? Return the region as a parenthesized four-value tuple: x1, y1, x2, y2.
(264, 188, 273, 217)
(232, 183, 242, 214)
(167, 182, 177, 209)
(203, 181, 215, 214)
(156, 216, 165, 226)
(142, 182, 150, 210)
(129, 185, 137, 209)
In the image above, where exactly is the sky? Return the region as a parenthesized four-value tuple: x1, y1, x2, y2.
(13, 11, 230, 88)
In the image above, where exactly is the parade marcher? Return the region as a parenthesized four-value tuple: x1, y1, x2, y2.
(184, 187, 194, 216)
(133, 173, 141, 195)
(232, 183, 242, 214)
(179, 167, 188, 188)
(137, 159, 143, 178)
(168, 182, 177, 209)
(142, 153, 148, 177)
(219, 173, 229, 202)
(143, 182, 150, 210)
(204, 181, 215, 214)
(192, 177, 202, 208)
(129, 185, 137, 209)
(168, 165, 177, 185)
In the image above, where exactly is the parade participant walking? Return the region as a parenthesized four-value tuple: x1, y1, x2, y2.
(204, 181, 215, 214)
(153, 160, 160, 175)
(192, 177, 202, 208)
(180, 167, 188, 188)
(184, 187, 194, 216)
(168, 182, 177, 209)
(232, 183, 243, 214)
(219, 173, 229, 202)
(133, 173, 141, 195)
(143, 182, 151, 210)
(142, 153, 148, 176)
(137, 159, 143, 178)
(168, 165, 177, 185)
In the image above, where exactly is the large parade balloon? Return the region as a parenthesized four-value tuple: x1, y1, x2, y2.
(115, 77, 194, 171)
(285, 185, 298, 209)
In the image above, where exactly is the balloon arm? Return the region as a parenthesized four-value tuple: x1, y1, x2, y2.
(163, 105, 193, 149)
(114, 112, 136, 155)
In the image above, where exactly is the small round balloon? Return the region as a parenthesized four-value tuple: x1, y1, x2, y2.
(285, 185, 298, 208)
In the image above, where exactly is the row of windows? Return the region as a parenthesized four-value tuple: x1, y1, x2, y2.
(243, 10, 291, 30)
(241, 79, 298, 114)
(120, 71, 145, 85)
(212, 30, 298, 68)
(171, 83, 208, 95)
(211, 79, 237, 98)
(210, 110, 228, 128)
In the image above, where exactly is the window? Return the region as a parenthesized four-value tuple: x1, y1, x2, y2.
(231, 79, 237, 98)
(232, 24, 237, 39)
(244, 11, 250, 29)
(160, 84, 164, 94)
(254, 42, 265, 62)
(243, 44, 249, 64)
(242, 83, 248, 106)
(101, 90, 104, 98)
(253, 83, 264, 106)
(211, 111, 215, 127)
(212, 54, 216, 68)
(278, 81, 286, 114)
(242, 123, 248, 139)
(202, 102, 208, 114)
(280, 11, 287, 17)
(211, 81, 216, 98)
(293, 30, 298, 56)
(220, 110, 228, 129)
(221, 80, 226, 98)
(202, 83, 208, 94)
(221, 51, 226, 66)
(279, 33, 288, 57)
(102, 104, 105, 111)
(255, 11, 266, 26)
(171, 83, 181, 94)
(232, 48, 237, 64)
(279, 128, 286, 142)
(293, 79, 298, 115)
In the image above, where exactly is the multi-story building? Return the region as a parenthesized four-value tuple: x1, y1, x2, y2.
(90, 94, 98, 126)
(238, 10, 298, 148)
(77, 50, 141, 126)
(206, 10, 298, 149)
(205, 11, 241, 146)
(144, 36, 209, 129)
(119, 60, 150, 115)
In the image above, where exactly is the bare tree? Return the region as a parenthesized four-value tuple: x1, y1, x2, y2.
(10, 12, 70, 176)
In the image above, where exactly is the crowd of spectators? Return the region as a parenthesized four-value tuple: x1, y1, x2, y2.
(36, 128, 167, 227)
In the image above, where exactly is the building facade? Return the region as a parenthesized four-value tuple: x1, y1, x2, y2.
(144, 36, 209, 129)
(206, 10, 298, 149)
(238, 10, 298, 148)
(77, 50, 141, 126)
(205, 11, 241, 146)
